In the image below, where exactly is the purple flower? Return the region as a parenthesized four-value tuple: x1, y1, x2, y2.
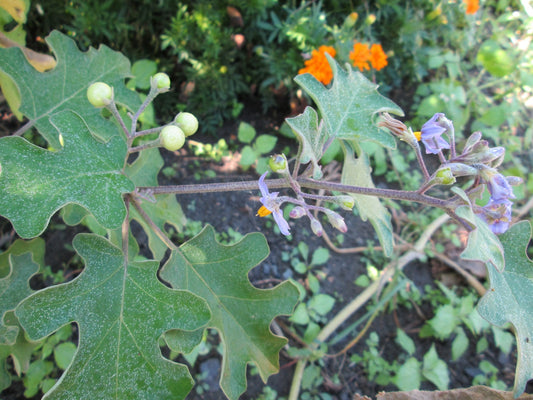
(257, 172, 290, 236)
(486, 172, 515, 201)
(420, 113, 451, 154)
(477, 198, 513, 234)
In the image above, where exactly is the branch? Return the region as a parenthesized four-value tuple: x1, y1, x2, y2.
(139, 177, 450, 209)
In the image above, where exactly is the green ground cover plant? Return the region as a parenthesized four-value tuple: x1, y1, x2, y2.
(1, 1, 532, 399)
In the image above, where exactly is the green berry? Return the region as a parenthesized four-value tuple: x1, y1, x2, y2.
(152, 73, 171, 89)
(268, 154, 287, 172)
(87, 82, 112, 107)
(160, 125, 185, 151)
(174, 112, 199, 136)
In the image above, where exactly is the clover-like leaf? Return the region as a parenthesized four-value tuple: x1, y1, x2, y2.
(15, 233, 211, 399)
(160, 225, 299, 400)
(286, 106, 328, 179)
(0, 30, 141, 148)
(457, 205, 504, 272)
(476, 221, 533, 397)
(0, 253, 39, 345)
(341, 143, 393, 257)
(0, 109, 134, 238)
(294, 55, 403, 149)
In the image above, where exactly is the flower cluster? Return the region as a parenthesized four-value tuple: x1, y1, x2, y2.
(419, 113, 521, 234)
(298, 45, 337, 85)
(256, 157, 354, 237)
(349, 42, 388, 72)
(298, 41, 388, 85)
(379, 112, 521, 235)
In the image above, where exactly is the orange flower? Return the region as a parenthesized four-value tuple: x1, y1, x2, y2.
(464, 0, 479, 14)
(369, 44, 388, 71)
(298, 45, 337, 85)
(349, 42, 371, 71)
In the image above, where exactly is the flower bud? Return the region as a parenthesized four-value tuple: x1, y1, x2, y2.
(448, 162, 478, 177)
(335, 195, 355, 211)
(462, 131, 482, 153)
(435, 166, 456, 185)
(289, 206, 306, 219)
(378, 113, 418, 146)
(268, 154, 288, 173)
(310, 218, 323, 237)
(365, 14, 376, 25)
(87, 82, 113, 107)
(506, 176, 523, 186)
(344, 12, 358, 27)
(326, 210, 347, 233)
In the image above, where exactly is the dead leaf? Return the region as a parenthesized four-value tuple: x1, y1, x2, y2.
(354, 395, 373, 400)
(227, 6, 243, 26)
(0, 0, 27, 23)
(0, 32, 56, 72)
(376, 385, 533, 400)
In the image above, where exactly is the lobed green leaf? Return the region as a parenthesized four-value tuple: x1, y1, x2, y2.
(476, 221, 533, 397)
(160, 225, 299, 400)
(0, 30, 141, 148)
(0, 110, 134, 238)
(16, 233, 211, 399)
(294, 55, 403, 148)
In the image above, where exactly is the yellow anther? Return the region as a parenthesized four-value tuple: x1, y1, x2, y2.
(256, 205, 272, 217)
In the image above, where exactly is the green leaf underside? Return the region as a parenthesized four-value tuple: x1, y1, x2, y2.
(286, 106, 327, 179)
(476, 221, 533, 397)
(294, 55, 403, 149)
(16, 234, 211, 400)
(457, 205, 505, 272)
(0, 30, 141, 149)
(160, 225, 299, 400)
(341, 143, 394, 257)
(0, 253, 39, 345)
(0, 110, 134, 238)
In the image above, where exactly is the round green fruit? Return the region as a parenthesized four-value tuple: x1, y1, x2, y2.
(87, 82, 112, 107)
(152, 73, 171, 89)
(175, 112, 199, 136)
(160, 125, 185, 151)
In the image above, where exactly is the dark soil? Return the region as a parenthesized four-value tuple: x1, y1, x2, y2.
(0, 99, 526, 400)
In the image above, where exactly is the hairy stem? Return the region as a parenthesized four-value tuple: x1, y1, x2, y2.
(106, 100, 130, 138)
(129, 195, 178, 251)
(139, 178, 450, 209)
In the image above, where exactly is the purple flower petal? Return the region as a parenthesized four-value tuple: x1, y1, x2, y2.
(477, 197, 513, 234)
(487, 173, 515, 201)
(257, 172, 291, 236)
(420, 113, 451, 154)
